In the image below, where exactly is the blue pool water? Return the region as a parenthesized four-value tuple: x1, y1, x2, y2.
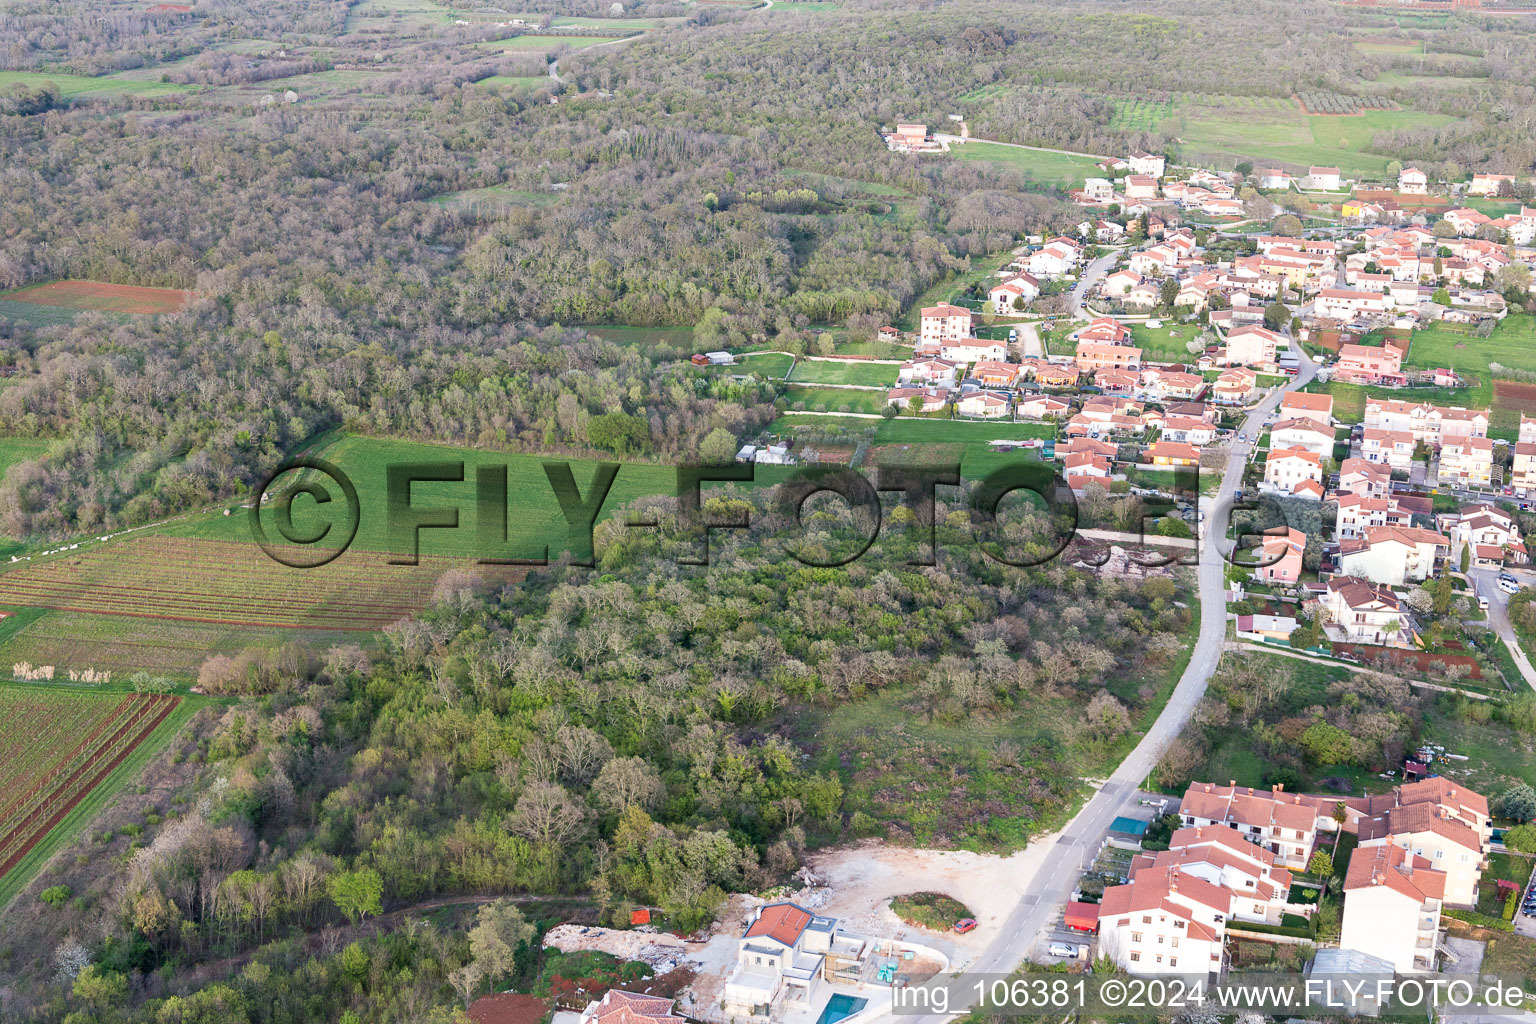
(815, 994, 868, 1024)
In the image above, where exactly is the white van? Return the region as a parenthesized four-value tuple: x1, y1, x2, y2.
(1499, 577, 1522, 595)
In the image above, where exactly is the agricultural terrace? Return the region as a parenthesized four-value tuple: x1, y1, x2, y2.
(0, 281, 190, 316)
(0, 688, 184, 900)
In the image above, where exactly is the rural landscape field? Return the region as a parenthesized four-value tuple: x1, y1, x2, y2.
(4, 0, 1536, 1020)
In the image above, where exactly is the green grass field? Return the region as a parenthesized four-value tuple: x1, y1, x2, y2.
(769, 413, 1053, 478)
(788, 360, 898, 387)
(582, 325, 697, 349)
(947, 142, 1105, 187)
(1129, 322, 1202, 362)
(0, 683, 207, 910)
(0, 71, 193, 101)
(0, 437, 49, 482)
(734, 352, 795, 378)
(472, 75, 550, 90)
(782, 385, 889, 414)
(1109, 97, 1175, 132)
(479, 34, 621, 53)
(1177, 105, 1454, 178)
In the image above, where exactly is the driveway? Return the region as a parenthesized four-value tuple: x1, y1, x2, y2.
(1467, 568, 1536, 689)
(1016, 321, 1045, 359)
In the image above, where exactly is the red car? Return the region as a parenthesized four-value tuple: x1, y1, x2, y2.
(953, 918, 977, 933)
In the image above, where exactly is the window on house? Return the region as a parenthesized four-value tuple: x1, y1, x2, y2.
(1130, 952, 1141, 962)
(1170, 958, 1178, 967)
(1132, 932, 1143, 942)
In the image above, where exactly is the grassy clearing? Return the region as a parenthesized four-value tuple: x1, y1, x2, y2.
(582, 325, 697, 350)
(1176, 104, 1453, 178)
(0, 70, 193, 100)
(889, 892, 973, 930)
(788, 360, 897, 387)
(782, 385, 889, 414)
(768, 413, 1053, 478)
(0, 437, 49, 481)
(1109, 97, 1175, 132)
(947, 142, 1104, 187)
(734, 352, 794, 378)
(427, 185, 561, 213)
(479, 34, 621, 52)
(1303, 376, 1501, 435)
(471, 75, 550, 90)
(897, 249, 1019, 331)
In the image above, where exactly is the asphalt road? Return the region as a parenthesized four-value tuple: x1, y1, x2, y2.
(1069, 253, 1119, 321)
(899, 353, 1317, 1022)
(1468, 567, 1536, 689)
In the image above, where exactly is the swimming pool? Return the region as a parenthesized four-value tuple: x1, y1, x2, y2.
(814, 994, 868, 1024)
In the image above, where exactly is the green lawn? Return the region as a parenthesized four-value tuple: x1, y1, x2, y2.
(734, 352, 795, 378)
(947, 142, 1105, 188)
(768, 413, 1053, 478)
(1400, 317, 1536, 437)
(0, 437, 49, 482)
(782, 385, 889, 415)
(1129, 322, 1202, 362)
(0, 70, 193, 100)
(788, 360, 898, 387)
(1304, 376, 1504, 436)
(471, 75, 550, 90)
(478, 34, 622, 52)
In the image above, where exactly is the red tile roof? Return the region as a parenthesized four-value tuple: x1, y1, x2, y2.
(743, 902, 814, 946)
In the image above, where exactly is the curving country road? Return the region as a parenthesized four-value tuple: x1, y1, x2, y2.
(900, 351, 1317, 1022)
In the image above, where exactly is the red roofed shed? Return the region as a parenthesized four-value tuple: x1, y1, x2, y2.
(1064, 902, 1099, 932)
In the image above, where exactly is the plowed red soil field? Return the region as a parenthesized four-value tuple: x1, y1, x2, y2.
(1, 280, 190, 314)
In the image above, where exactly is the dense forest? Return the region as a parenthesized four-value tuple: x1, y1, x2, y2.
(1, 489, 1195, 1021)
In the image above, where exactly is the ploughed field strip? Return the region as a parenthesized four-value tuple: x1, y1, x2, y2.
(0, 690, 180, 878)
(0, 281, 191, 315)
(0, 535, 504, 630)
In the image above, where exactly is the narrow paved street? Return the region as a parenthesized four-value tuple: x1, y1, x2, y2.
(901, 355, 1317, 1023)
(1468, 567, 1536, 689)
(1068, 253, 1118, 321)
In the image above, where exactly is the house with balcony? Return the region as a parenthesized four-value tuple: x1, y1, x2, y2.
(1361, 428, 1416, 471)
(1315, 576, 1410, 647)
(1261, 448, 1324, 500)
(1336, 526, 1449, 586)
(1270, 418, 1335, 457)
(1340, 843, 1446, 975)
(721, 903, 866, 1019)
(1179, 781, 1319, 871)
(1337, 457, 1391, 499)
(1279, 391, 1334, 428)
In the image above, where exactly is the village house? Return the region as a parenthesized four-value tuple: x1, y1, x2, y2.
(1179, 781, 1319, 870)
(1317, 291, 1391, 324)
(1449, 503, 1527, 568)
(1514, 439, 1536, 497)
(1279, 391, 1334, 427)
(897, 357, 960, 387)
(1468, 173, 1514, 197)
(1334, 342, 1406, 386)
(1339, 844, 1446, 975)
(1398, 167, 1429, 195)
(1095, 219, 1127, 243)
(1356, 777, 1490, 909)
(1307, 166, 1343, 191)
(1316, 576, 1410, 646)
(1063, 451, 1113, 490)
(937, 336, 1007, 364)
(1102, 269, 1141, 298)
(1095, 368, 1140, 394)
(885, 386, 948, 413)
(721, 902, 865, 1018)
(1443, 207, 1492, 236)
(1128, 150, 1166, 177)
(1081, 177, 1116, 203)
(1161, 416, 1218, 446)
(1142, 370, 1205, 402)
(1133, 828, 1299, 927)
(1220, 325, 1283, 369)
(1336, 525, 1449, 585)
(1212, 367, 1257, 405)
(1254, 526, 1306, 583)
(1257, 168, 1291, 190)
(1096, 866, 1228, 977)
(1076, 342, 1143, 373)
(1077, 316, 1134, 345)
(1361, 428, 1416, 471)
(1016, 393, 1070, 421)
(1437, 435, 1495, 489)
(579, 990, 685, 1024)
(1364, 399, 1490, 448)
(956, 390, 1011, 419)
(1146, 441, 1201, 467)
(1335, 493, 1410, 540)
(971, 360, 1021, 388)
(918, 303, 972, 345)
(1269, 417, 1335, 457)
(1027, 239, 1082, 277)
(1129, 244, 1180, 276)
(1125, 174, 1159, 201)
(1261, 448, 1324, 500)
(1337, 457, 1391, 499)
(989, 274, 1041, 314)
(1028, 361, 1079, 389)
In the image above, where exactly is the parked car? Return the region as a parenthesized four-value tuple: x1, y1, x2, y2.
(953, 918, 977, 934)
(1500, 578, 1521, 595)
(1478, 596, 1490, 612)
(1047, 942, 1079, 958)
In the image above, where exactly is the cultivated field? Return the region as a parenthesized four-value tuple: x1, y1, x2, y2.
(0, 688, 182, 891)
(0, 535, 491, 631)
(0, 281, 190, 316)
(0, 70, 192, 100)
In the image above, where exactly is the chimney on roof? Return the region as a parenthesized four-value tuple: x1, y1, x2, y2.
(1273, 783, 1284, 793)
(1229, 780, 1236, 787)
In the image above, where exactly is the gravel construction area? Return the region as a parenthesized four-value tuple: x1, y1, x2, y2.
(542, 923, 687, 970)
